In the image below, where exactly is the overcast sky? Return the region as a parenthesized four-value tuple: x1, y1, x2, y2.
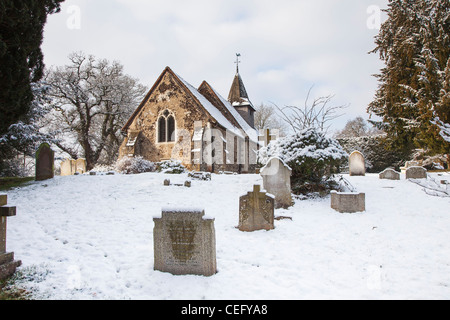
(42, 0, 388, 133)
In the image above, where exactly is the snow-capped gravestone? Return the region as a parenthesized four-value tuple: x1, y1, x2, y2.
(349, 151, 366, 176)
(406, 166, 427, 179)
(331, 191, 365, 213)
(379, 168, 400, 180)
(0, 194, 22, 280)
(153, 208, 217, 277)
(260, 157, 293, 209)
(239, 185, 275, 232)
(35, 143, 54, 181)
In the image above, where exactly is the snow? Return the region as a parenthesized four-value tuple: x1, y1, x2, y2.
(4, 171, 450, 300)
(174, 72, 247, 140)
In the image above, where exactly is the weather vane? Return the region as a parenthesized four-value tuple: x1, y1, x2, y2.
(235, 53, 241, 74)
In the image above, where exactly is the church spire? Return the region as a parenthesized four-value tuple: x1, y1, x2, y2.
(228, 54, 256, 128)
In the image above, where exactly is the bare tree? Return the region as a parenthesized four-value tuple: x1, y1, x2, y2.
(42, 52, 147, 170)
(254, 103, 287, 136)
(275, 86, 348, 134)
(335, 116, 384, 138)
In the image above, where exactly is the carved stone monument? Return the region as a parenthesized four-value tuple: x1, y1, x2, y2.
(349, 151, 366, 176)
(379, 168, 400, 180)
(406, 166, 427, 179)
(260, 157, 293, 209)
(153, 208, 217, 277)
(331, 191, 366, 213)
(239, 185, 275, 232)
(35, 143, 54, 181)
(0, 194, 22, 280)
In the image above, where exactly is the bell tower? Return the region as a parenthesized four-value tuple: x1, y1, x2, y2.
(228, 54, 256, 129)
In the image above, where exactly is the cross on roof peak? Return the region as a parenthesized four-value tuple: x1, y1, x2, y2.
(235, 53, 241, 74)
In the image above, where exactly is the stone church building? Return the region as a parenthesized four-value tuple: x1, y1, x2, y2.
(119, 66, 260, 173)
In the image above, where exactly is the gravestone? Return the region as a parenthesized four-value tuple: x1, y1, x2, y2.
(61, 159, 87, 176)
(35, 143, 54, 181)
(406, 166, 427, 179)
(153, 208, 217, 277)
(331, 191, 366, 213)
(379, 168, 400, 180)
(349, 151, 366, 176)
(60, 159, 75, 176)
(239, 185, 275, 232)
(0, 194, 22, 280)
(260, 157, 293, 209)
(76, 159, 87, 174)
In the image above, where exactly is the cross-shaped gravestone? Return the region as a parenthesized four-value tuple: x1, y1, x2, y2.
(0, 194, 22, 280)
(258, 129, 279, 147)
(239, 185, 275, 232)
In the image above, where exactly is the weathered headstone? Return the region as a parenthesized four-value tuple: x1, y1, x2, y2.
(239, 185, 275, 232)
(153, 208, 217, 277)
(35, 143, 54, 181)
(406, 166, 427, 179)
(0, 194, 22, 280)
(60, 159, 74, 176)
(349, 151, 366, 176)
(331, 191, 366, 213)
(76, 159, 87, 174)
(379, 168, 400, 180)
(260, 157, 293, 209)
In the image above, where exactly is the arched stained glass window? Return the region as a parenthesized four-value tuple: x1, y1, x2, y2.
(157, 110, 176, 143)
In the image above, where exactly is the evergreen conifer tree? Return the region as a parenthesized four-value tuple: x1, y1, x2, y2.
(0, 0, 64, 136)
(368, 0, 450, 164)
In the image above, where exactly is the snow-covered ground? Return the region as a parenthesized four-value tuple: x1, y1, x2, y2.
(3, 171, 450, 300)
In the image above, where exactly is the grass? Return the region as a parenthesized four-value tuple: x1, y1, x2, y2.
(0, 177, 34, 192)
(0, 278, 30, 300)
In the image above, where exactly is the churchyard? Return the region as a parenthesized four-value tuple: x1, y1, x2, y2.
(1, 166, 449, 300)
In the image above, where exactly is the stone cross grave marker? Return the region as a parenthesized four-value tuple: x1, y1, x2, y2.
(153, 208, 217, 277)
(349, 151, 366, 176)
(239, 185, 275, 232)
(379, 168, 400, 180)
(35, 143, 54, 181)
(258, 129, 279, 147)
(0, 194, 22, 280)
(260, 157, 293, 209)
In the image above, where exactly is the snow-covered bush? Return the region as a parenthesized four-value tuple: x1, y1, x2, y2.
(258, 128, 348, 195)
(156, 160, 186, 174)
(115, 156, 156, 174)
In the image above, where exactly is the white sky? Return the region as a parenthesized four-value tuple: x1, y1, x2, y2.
(42, 0, 388, 133)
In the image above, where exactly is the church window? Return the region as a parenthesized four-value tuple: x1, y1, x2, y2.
(167, 116, 175, 142)
(157, 110, 176, 143)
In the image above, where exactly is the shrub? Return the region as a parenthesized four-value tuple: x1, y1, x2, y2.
(156, 160, 186, 174)
(115, 156, 156, 174)
(258, 128, 348, 195)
